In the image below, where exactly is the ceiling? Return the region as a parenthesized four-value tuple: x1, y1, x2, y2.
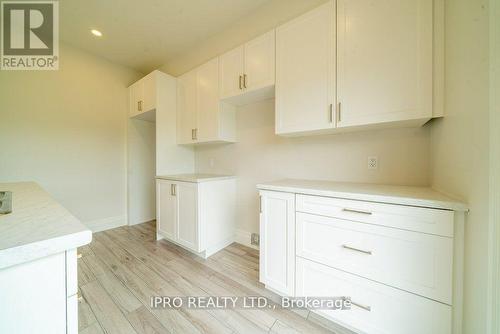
(60, 0, 271, 73)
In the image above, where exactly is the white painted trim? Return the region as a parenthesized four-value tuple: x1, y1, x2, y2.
(205, 237, 235, 258)
(83, 215, 127, 233)
(129, 218, 155, 227)
(234, 229, 259, 250)
(488, 0, 500, 332)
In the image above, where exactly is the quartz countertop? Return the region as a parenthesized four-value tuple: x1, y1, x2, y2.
(0, 182, 92, 269)
(156, 173, 236, 183)
(257, 179, 468, 212)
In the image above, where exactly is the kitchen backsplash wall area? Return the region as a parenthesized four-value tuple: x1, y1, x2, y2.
(195, 98, 431, 234)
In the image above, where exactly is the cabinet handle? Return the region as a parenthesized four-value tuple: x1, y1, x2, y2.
(337, 102, 341, 122)
(194, 128, 198, 140)
(243, 74, 247, 89)
(342, 208, 372, 215)
(191, 129, 195, 140)
(342, 244, 373, 255)
(343, 297, 371, 312)
(239, 75, 243, 90)
(351, 300, 371, 312)
(138, 100, 143, 112)
(171, 184, 176, 196)
(329, 104, 334, 123)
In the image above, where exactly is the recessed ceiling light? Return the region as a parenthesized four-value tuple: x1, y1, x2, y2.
(91, 29, 102, 37)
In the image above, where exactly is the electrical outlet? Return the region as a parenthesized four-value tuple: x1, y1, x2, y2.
(368, 156, 378, 170)
(251, 233, 260, 246)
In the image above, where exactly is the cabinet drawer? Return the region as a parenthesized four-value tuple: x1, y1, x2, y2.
(296, 257, 451, 334)
(296, 212, 453, 304)
(296, 194, 454, 237)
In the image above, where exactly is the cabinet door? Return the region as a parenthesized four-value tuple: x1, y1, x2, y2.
(196, 58, 220, 142)
(219, 46, 245, 99)
(275, 1, 336, 135)
(176, 182, 199, 251)
(177, 70, 197, 144)
(244, 30, 275, 92)
(129, 81, 143, 117)
(259, 191, 295, 296)
(337, 0, 433, 127)
(157, 180, 176, 240)
(142, 73, 156, 113)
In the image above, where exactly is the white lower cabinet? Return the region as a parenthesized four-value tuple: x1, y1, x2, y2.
(296, 257, 451, 334)
(156, 177, 236, 258)
(0, 249, 79, 334)
(259, 191, 295, 296)
(258, 188, 463, 334)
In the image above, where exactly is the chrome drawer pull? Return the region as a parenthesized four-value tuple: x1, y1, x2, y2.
(351, 300, 371, 312)
(342, 244, 372, 255)
(342, 208, 372, 215)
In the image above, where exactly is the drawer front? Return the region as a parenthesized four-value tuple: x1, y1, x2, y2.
(66, 249, 78, 297)
(296, 257, 451, 334)
(296, 194, 454, 237)
(296, 212, 453, 304)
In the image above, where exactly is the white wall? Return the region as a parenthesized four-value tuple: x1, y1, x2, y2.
(127, 119, 156, 226)
(196, 99, 430, 233)
(430, 0, 490, 333)
(0, 43, 142, 230)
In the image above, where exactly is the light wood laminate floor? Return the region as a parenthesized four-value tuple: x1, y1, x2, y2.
(78, 222, 336, 334)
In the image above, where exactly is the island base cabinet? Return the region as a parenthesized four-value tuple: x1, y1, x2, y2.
(0, 250, 79, 334)
(296, 257, 451, 334)
(259, 190, 295, 296)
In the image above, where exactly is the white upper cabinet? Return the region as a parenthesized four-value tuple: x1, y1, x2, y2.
(219, 31, 275, 105)
(244, 30, 275, 92)
(219, 47, 245, 100)
(275, 1, 336, 135)
(129, 72, 157, 121)
(275, 0, 438, 136)
(177, 58, 236, 145)
(196, 58, 220, 142)
(177, 70, 197, 144)
(336, 0, 433, 128)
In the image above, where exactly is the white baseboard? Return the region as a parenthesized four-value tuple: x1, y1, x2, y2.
(84, 215, 127, 233)
(234, 229, 259, 250)
(128, 217, 156, 226)
(205, 237, 235, 258)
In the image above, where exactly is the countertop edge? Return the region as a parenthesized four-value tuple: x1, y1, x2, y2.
(0, 229, 92, 270)
(156, 175, 236, 183)
(256, 183, 469, 212)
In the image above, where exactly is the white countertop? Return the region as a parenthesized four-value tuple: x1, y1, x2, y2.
(0, 182, 92, 269)
(156, 173, 236, 183)
(257, 179, 468, 212)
